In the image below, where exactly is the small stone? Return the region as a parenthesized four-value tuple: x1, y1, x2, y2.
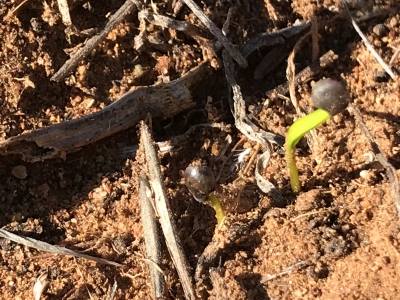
(12, 165, 27, 179)
(372, 24, 387, 37)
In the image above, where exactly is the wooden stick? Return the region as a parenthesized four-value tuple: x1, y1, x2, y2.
(139, 174, 165, 299)
(140, 122, 196, 300)
(0, 63, 211, 162)
(51, 0, 141, 81)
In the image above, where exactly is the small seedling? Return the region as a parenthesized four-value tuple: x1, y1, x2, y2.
(184, 165, 226, 228)
(285, 78, 350, 193)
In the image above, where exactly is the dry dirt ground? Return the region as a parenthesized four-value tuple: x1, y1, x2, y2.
(1, 0, 400, 299)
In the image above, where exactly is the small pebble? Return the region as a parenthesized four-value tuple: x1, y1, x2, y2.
(12, 165, 27, 179)
(372, 24, 387, 37)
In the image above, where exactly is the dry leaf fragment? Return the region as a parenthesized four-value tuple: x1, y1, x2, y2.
(33, 270, 50, 300)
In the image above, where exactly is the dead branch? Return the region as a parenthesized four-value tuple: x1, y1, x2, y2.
(0, 63, 211, 162)
(51, 0, 142, 81)
(139, 122, 195, 300)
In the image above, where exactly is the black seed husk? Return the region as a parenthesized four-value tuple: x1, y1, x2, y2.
(311, 78, 350, 115)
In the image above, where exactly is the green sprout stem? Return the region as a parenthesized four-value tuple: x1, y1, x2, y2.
(285, 108, 331, 193)
(208, 194, 226, 229)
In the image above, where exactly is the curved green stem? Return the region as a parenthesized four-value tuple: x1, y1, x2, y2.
(285, 108, 331, 193)
(208, 194, 226, 229)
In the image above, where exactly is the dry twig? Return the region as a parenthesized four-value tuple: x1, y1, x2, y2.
(222, 50, 284, 201)
(181, 0, 247, 68)
(389, 47, 400, 66)
(57, 0, 72, 27)
(342, 1, 396, 80)
(240, 23, 309, 58)
(286, 31, 319, 146)
(51, 0, 142, 81)
(264, 50, 338, 99)
(0, 63, 211, 162)
(139, 122, 196, 300)
(105, 280, 118, 300)
(0, 229, 121, 266)
(139, 9, 209, 38)
(4, 0, 29, 21)
(349, 104, 400, 218)
(139, 174, 165, 299)
(260, 261, 308, 283)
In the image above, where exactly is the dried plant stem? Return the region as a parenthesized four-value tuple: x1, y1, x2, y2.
(349, 104, 400, 218)
(0, 63, 210, 162)
(139, 122, 195, 300)
(51, 0, 141, 81)
(181, 0, 247, 68)
(139, 174, 165, 299)
(0, 229, 121, 266)
(342, 1, 395, 80)
(222, 49, 284, 201)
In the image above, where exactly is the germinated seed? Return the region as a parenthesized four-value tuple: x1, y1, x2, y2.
(311, 78, 350, 116)
(184, 165, 215, 202)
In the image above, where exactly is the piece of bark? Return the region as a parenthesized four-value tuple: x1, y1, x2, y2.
(0, 63, 211, 162)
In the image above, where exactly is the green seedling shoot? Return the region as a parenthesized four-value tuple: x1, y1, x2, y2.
(285, 78, 350, 193)
(184, 165, 226, 228)
(207, 194, 226, 229)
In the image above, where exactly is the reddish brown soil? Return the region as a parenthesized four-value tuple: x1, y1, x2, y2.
(0, 0, 399, 299)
